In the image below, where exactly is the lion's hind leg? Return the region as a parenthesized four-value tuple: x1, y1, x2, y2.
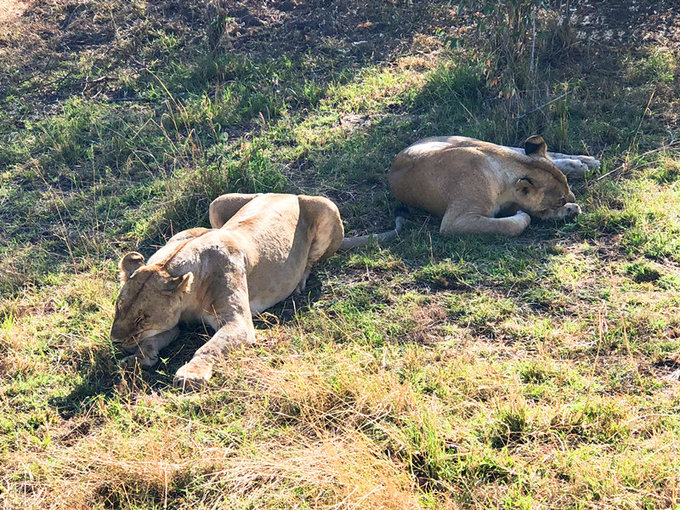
(552, 158, 589, 177)
(508, 145, 600, 176)
(294, 196, 345, 295)
(546, 151, 600, 170)
(209, 193, 262, 228)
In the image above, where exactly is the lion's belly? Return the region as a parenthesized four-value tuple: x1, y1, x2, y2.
(245, 226, 311, 315)
(247, 259, 306, 315)
(221, 194, 315, 316)
(248, 286, 297, 315)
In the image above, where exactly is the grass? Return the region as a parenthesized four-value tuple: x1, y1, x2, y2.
(1, 0, 680, 508)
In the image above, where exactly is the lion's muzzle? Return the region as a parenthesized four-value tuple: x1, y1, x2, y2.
(110, 324, 137, 350)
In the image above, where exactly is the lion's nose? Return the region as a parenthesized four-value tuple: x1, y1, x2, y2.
(110, 324, 126, 344)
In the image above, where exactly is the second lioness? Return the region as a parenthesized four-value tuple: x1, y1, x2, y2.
(389, 135, 596, 237)
(111, 193, 344, 389)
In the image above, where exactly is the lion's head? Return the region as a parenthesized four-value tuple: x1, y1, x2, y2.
(110, 252, 194, 351)
(513, 135, 577, 219)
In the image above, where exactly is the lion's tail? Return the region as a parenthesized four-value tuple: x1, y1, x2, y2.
(338, 206, 408, 251)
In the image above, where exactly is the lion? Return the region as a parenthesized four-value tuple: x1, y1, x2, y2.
(388, 135, 600, 237)
(110, 193, 401, 389)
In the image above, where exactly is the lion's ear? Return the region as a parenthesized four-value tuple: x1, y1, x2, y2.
(515, 177, 536, 196)
(119, 252, 145, 282)
(162, 272, 194, 296)
(524, 135, 547, 157)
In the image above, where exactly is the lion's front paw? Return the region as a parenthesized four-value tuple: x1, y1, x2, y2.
(174, 359, 213, 391)
(508, 210, 531, 236)
(515, 210, 531, 229)
(550, 202, 581, 220)
(563, 203, 582, 218)
(516, 210, 531, 223)
(120, 354, 140, 370)
(120, 353, 157, 370)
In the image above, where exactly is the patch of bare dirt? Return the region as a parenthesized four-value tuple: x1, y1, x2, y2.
(215, 0, 451, 59)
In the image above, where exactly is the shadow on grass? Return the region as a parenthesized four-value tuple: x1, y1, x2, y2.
(1, 0, 463, 295)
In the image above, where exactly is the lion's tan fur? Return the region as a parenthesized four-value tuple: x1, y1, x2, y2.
(111, 193, 344, 388)
(388, 135, 587, 237)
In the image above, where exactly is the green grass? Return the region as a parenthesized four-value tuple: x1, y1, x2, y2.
(1, 0, 680, 508)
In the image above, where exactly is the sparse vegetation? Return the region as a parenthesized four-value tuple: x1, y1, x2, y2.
(1, 0, 680, 508)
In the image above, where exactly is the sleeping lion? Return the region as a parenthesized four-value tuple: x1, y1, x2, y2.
(110, 193, 400, 389)
(388, 135, 600, 237)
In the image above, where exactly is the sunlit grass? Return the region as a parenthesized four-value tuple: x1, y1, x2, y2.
(1, 0, 680, 508)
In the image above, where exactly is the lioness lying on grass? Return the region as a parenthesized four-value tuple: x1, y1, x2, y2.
(389, 135, 600, 237)
(110, 193, 400, 389)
